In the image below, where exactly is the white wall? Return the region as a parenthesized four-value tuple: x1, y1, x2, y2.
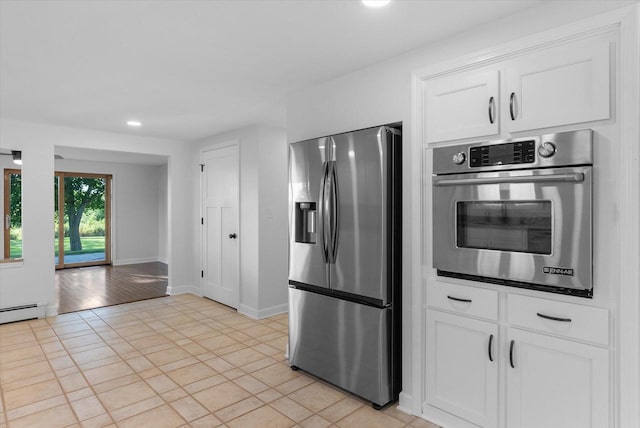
(257, 126, 288, 313)
(54, 158, 166, 265)
(0, 140, 54, 312)
(192, 125, 288, 318)
(0, 119, 195, 315)
(286, 0, 635, 415)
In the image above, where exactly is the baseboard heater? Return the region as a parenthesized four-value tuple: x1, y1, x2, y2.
(0, 304, 46, 324)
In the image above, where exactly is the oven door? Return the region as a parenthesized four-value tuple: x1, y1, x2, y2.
(432, 166, 592, 296)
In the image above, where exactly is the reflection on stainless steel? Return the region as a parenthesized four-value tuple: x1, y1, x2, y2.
(289, 138, 329, 288)
(289, 288, 392, 405)
(288, 125, 401, 407)
(433, 130, 593, 296)
(330, 128, 388, 303)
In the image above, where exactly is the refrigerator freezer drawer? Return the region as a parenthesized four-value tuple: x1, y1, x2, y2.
(288, 287, 395, 406)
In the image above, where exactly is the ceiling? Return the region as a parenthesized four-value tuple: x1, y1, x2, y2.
(0, 0, 543, 142)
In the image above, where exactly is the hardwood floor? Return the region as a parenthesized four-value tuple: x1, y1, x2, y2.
(55, 262, 168, 314)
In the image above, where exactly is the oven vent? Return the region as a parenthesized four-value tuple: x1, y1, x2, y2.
(0, 303, 46, 324)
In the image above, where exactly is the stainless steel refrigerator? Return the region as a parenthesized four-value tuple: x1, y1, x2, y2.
(288, 125, 402, 409)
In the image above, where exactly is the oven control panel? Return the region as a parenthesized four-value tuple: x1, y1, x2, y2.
(432, 130, 593, 175)
(469, 140, 535, 167)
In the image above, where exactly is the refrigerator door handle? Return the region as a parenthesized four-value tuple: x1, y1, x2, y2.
(319, 161, 329, 263)
(327, 161, 339, 264)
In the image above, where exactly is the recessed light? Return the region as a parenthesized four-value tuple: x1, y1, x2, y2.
(126, 120, 142, 127)
(362, 0, 391, 8)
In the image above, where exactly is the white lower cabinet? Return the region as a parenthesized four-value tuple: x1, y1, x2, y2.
(424, 288, 610, 428)
(506, 327, 609, 428)
(425, 309, 498, 427)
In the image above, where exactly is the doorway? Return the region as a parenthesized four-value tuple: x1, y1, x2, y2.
(201, 144, 240, 308)
(54, 171, 112, 269)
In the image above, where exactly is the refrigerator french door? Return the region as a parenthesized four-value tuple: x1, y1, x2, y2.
(288, 125, 401, 408)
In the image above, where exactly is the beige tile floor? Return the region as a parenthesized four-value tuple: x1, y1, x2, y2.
(0, 294, 439, 428)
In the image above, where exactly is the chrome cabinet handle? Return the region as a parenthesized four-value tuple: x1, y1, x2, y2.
(447, 295, 472, 303)
(488, 96, 495, 124)
(488, 334, 494, 362)
(537, 312, 572, 322)
(509, 340, 516, 368)
(509, 92, 517, 120)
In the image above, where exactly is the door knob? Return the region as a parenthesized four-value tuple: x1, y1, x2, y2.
(228, 233, 237, 239)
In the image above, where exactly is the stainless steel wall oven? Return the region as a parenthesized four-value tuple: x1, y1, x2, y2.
(432, 130, 593, 297)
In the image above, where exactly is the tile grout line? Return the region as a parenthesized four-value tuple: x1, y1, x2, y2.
(46, 309, 107, 426)
(3, 295, 429, 428)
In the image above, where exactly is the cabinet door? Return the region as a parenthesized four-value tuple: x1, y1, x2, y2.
(425, 310, 498, 427)
(505, 38, 610, 132)
(424, 69, 499, 143)
(506, 328, 609, 428)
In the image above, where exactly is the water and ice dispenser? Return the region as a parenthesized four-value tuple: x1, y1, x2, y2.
(295, 202, 316, 244)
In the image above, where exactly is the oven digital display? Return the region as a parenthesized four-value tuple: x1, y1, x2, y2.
(488, 144, 513, 164)
(469, 140, 535, 167)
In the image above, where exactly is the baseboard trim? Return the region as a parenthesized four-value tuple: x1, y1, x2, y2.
(397, 392, 413, 415)
(113, 257, 162, 266)
(238, 302, 288, 320)
(46, 304, 58, 317)
(167, 284, 201, 296)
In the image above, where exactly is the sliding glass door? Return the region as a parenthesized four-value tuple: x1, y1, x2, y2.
(55, 172, 111, 269)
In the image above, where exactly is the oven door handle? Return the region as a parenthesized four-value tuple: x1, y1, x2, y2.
(433, 172, 584, 186)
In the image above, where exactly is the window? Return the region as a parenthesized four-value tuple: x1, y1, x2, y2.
(3, 169, 22, 260)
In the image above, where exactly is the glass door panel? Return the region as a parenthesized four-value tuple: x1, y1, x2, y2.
(56, 172, 111, 269)
(54, 175, 62, 267)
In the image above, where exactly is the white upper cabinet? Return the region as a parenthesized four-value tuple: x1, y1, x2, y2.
(422, 35, 612, 144)
(424, 69, 499, 143)
(505, 38, 611, 132)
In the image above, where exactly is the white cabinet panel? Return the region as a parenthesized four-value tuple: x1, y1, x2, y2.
(506, 328, 609, 428)
(425, 70, 499, 143)
(427, 281, 498, 321)
(508, 294, 609, 345)
(505, 38, 610, 132)
(426, 310, 498, 427)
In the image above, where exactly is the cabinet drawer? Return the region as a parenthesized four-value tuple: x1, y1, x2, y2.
(507, 294, 608, 345)
(427, 282, 498, 321)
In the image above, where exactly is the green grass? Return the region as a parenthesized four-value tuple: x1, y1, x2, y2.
(9, 240, 22, 259)
(9, 236, 105, 258)
(55, 236, 105, 256)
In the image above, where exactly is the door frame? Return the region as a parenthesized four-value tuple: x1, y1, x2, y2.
(199, 141, 240, 306)
(55, 171, 112, 269)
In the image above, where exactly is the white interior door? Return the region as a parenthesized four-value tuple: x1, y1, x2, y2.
(201, 145, 239, 308)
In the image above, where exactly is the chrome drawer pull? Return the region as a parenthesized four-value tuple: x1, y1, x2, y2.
(447, 295, 472, 303)
(488, 334, 494, 362)
(536, 312, 572, 323)
(509, 340, 516, 368)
